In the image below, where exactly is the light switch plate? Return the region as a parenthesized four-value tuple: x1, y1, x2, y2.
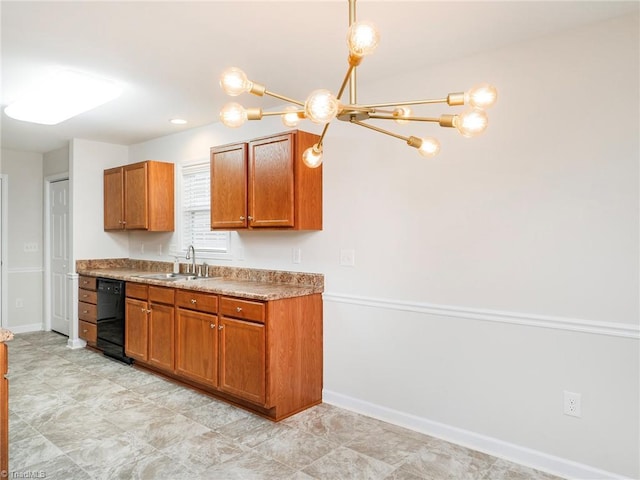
(340, 249, 355, 266)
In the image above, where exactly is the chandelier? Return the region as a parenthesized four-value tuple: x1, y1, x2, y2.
(218, 0, 497, 168)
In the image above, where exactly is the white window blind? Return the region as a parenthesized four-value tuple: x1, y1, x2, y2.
(181, 161, 228, 253)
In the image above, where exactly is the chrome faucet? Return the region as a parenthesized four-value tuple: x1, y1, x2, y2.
(186, 245, 196, 274)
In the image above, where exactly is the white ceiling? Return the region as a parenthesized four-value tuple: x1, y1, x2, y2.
(2, 0, 638, 154)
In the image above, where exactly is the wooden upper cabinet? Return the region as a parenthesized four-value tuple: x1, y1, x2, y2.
(210, 130, 322, 231)
(104, 160, 174, 231)
(210, 143, 248, 229)
(249, 134, 295, 228)
(104, 167, 124, 230)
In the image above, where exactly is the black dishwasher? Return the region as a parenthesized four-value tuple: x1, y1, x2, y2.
(96, 278, 132, 364)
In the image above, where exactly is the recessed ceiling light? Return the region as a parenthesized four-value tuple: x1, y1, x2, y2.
(4, 69, 122, 125)
(170, 118, 188, 125)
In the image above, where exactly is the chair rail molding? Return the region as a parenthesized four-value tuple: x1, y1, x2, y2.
(323, 292, 639, 340)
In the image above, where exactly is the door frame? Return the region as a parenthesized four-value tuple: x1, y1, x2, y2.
(44, 173, 69, 332)
(0, 175, 7, 329)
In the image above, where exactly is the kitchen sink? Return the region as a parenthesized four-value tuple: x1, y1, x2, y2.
(134, 272, 203, 281)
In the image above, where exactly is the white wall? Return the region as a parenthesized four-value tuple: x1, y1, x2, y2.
(0, 148, 44, 332)
(125, 13, 639, 478)
(70, 138, 129, 262)
(44, 145, 69, 177)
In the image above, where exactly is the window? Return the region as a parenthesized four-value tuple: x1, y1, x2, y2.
(181, 160, 229, 254)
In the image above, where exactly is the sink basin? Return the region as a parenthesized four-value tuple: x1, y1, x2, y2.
(134, 272, 201, 281)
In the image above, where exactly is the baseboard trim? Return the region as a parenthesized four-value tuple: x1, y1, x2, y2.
(6, 324, 43, 334)
(322, 389, 631, 480)
(323, 293, 639, 339)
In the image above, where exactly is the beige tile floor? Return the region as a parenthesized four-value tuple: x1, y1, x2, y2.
(7, 331, 564, 479)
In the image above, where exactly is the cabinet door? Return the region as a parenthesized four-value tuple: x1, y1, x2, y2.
(104, 167, 124, 230)
(176, 308, 218, 386)
(148, 302, 175, 372)
(211, 143, 248, 229)
(125, 298, 148, 362)
(1, 343, 8, 474)
(248, 133, 295, 228)
(123, 162, 148, 229)
(219, 317, 265, 404)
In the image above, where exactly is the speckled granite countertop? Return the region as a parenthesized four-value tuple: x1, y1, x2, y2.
(76, 259, 324, 301)
(0, 329, 13, 342)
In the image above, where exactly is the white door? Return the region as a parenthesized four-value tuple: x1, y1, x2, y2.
(50, 179, 70, 335)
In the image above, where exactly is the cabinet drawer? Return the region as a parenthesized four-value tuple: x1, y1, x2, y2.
(78, 289, 97, 304)
(220, 297, 265, 323)
(126, 282, 148, 300)
(79, 276, 97, 291)
(176, 290, 218, 313)
(149, 286, 175, 305)
(79, 320, 97, 344)
(78, 302, 97, 323)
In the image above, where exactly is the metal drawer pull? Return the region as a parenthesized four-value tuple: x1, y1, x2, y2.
(191, 299, 197, 304)
(236, 306, 242, 312)
(83, 329, 88, 333)
(82, 310, 88, 314)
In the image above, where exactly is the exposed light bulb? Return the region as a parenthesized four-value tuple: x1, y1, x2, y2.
(304, 89, 340, 124)
(219, 67, 252, 97)
(347, 21, 380, 58)
(392, 107, 412, 125)
(455, 109, 489, 137)
(302, 144, 323, 168)
(466, 83, 498, 109)
(282, 105, 302, 127)
(417, 137, 440, 158)
(219, 102, 247, 128)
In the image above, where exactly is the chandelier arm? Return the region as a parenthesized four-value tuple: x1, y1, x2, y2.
(350, 119, 410, 143)
(316, 123, 332, 148)
(336, 64, 357, 101)
(263, 90, 305, 107)
(349, 0, 358, 104)
(360, 98, 449, 109)
(260, 110, 303, 117)
(368, 114, 441, 123)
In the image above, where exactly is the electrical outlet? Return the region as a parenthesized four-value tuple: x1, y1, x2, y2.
(23, 242, 38, 252)
(16, 298, 23, 308)
(564, 391, 582, 418)
(292, 248, 302, 264)
(339, 248, 355, 266)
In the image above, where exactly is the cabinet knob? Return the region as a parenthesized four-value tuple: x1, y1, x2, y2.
(236, 306, 242, 313)
(247, 215, 254, 221)
(83, 329, 88, 333)
(147, 309, 152, 314)
(219, 325, 224, 330)
(210, 323, 215, 329)
(191, 299, 197, 304)
(239, 216, 245, 220)
(82, 310, 88, 314)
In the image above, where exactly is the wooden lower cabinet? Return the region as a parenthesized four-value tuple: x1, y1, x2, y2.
(125, 297, 149, 362)
(78, 275, 98, 346)
(125, 281, 322, 421)
(125, 285, 175, 373)
(175, 308, 218, 386)
(219, 317, 265, 405)
(148, 302, 175, 372)
(1, 343, 8, 474)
